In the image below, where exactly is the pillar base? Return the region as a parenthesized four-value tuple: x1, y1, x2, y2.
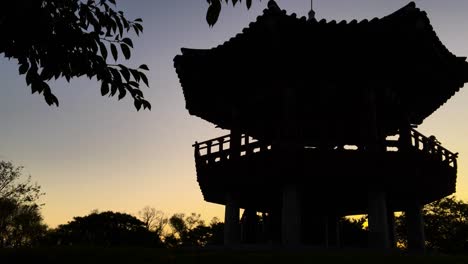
(368, 191, 390, 249)
(406, 201, 425, 252)
(224, 193, 240, 245)
(281, 184, 301, 246)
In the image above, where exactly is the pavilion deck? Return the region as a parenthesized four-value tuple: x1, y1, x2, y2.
(193, 128, 457, 215)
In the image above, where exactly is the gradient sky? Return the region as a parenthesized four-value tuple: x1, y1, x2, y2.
(1, 0, 468, 228)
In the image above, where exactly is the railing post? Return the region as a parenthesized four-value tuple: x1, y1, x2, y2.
(194, 142, 200, 157)
(414, 135, 420, 150)
(398, 124, 412, 152)
(219, 137, 226, 161)
(245, 135, 254, 155)
(206, 141, 212, 164)
(437, 146, 443, 161)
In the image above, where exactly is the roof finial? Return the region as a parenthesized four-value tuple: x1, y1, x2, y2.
(308, 0, 316, 21)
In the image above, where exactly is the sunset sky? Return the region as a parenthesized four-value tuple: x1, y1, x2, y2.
(1, 0, 468, 228)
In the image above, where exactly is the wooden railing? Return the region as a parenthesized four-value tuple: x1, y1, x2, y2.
(193, 134, 272, 165)
(408, 128, 458, 169)
(193, 128, 458, 169)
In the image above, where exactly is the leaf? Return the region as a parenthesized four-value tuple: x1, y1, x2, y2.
(121, 43, 131, 60)
(118, 65, 130, 81)
(31, 81, 40, 94)
(19, 63, 29, 75)
(121, 38, 133, 48)
(31, 80, 47, 94)
(44, 88, 59, 106)
(133, 24, 140, 36)
(246, 0, 252, 9)
(26, 69, 37, 86)
(110, 43, 118, 61)
(140, 72, 149, 87)
(101, 82, 109, 96)
(138, 64, 149, 71)
(130, 88, 143, 97)
(110, 83, 118, 96)
(122, 17, 129, 29)
(129, 69, 141, 82)
(135, 24, 143, 33)
(41, 67, 54, 80)
(142, 100, 151, 110)
(98, 41, 108, 60)
(134, 18, 143, 22)
(108, 0, 116, 5)
(206, 0, 221, 27)
(116, 17, 124, 36)
(128, 81, 139, 88)
(118, 86, 126, 100)
(134, 100, 142, 111)
(109, 67, 122, 83)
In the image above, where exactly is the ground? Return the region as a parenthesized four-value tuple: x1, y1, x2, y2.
(1, 247, 467, 264)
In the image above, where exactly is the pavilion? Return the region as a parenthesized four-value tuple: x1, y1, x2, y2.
(174, 1, 467, 250)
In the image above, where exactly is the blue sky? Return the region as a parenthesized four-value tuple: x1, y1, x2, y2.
(0, 0, 467, 227)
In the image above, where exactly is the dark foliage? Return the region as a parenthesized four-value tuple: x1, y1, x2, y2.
(165, 213, 223, 247)
(0, 0, 150, 110)
(45, 211, 162, 247)
(206, 0, 260, 26)
(396, 196, 468, 254)
(0, 199, 47, 248)
(0, 161, 47, 248)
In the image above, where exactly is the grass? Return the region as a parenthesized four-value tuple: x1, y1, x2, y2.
(2, 247, 468, 264)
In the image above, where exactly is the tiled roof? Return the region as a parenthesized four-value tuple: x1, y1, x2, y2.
(174, 0, 468, 140)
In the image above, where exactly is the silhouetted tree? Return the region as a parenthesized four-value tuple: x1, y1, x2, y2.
(47, 211, 162, 247)
(0, 161, 46, 248)
(138, 206, 168, 239)
(206, 217, 224, 245)
(165, 213, 223, 247)
(0, 161, 43, 204)
(0, 0, 150, 110)
(396, 196, 468, 254)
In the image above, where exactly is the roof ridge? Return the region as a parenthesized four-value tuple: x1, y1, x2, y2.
(267, 0, 280, 12)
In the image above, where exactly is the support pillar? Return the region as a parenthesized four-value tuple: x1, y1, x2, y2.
(230, 109, 241, 160)
(224, 193, 240, 246)
(399, 119, 412, 152)
(281, 184, 301, 246)
(327, 215, 340, 248)
(406, 201, 425, 252)
(241, 209, 257, 244)
(323, 216, 329, 248)
(368, 191, 390, 249)
(224, 108, 241, 246)
(387, 208, 396, 248)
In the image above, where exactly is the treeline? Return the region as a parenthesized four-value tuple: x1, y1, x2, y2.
(2, 160, 468, 254)
(5, 198, 468, 254)
(42, 210, 224, 248)
(32, 209, 366, 249)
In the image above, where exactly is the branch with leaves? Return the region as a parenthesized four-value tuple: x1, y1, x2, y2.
(206, 0, 259, 26)
(0, 0, 150, 110)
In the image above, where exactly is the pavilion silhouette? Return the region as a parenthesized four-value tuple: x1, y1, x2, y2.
(174, 1, 468, 250)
